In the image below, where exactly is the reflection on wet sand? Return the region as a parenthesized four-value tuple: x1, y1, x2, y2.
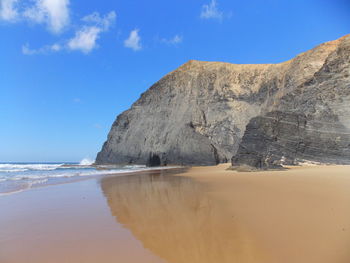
(101, 170, 263, 263)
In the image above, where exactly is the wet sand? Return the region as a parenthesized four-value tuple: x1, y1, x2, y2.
(180, 164, 350, 263)
(1, 165, 350, 263)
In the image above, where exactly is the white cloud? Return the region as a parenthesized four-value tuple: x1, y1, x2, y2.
(124, 29, 141, 51)
(22, 11, 116, 55)
(0, 0, 19, 21)
(51, 43, 61, 51)
(67, 11, 116, 54)
(200, 0, 223, 20)
(0, 0, 70, 33)
(82, 11, 116, 31)
(23, 0, 70, 34)
(161, 34, 183, 45)
(67, 26, 101, 53)
(22, 42, 62, 55)
(1, 2, 117, 55)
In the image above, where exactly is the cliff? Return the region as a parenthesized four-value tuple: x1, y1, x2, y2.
(96, 34, 350, 167)
(232, 35, 350, 169)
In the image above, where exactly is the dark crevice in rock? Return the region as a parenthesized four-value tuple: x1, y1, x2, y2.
(147, 153, 161, 167)
(211, 144, 220, 165)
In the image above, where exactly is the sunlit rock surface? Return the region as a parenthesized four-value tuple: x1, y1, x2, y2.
(233, 35, 350, 169)
(96, 35, 350, 167)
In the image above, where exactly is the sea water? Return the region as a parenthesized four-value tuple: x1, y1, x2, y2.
(0, 161, 172, 195)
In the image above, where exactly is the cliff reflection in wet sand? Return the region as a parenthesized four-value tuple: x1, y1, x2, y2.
(101, 170, 262, 263)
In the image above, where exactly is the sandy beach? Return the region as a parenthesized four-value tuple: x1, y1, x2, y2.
(3, 3, 349, 263)
(179, 164, 350, 263)
(1, 165, 350, 263)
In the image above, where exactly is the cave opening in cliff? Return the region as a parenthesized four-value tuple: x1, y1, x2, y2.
(148, 154, 161, 167)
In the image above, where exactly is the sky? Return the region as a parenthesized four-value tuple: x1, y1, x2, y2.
(0, 0, 349, 162)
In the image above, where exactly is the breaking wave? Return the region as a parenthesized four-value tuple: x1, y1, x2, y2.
(79, 158, 95, 166)
(0, 162, 180, 196)
(0, 163, 65, 172)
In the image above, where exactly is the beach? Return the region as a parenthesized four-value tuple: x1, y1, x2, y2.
(1, 165, 350, 263)
(3, 3, 349, 263)
(179, 164, 350, 263)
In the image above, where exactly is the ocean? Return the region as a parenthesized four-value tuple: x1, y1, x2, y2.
(0, 160, 173, 195)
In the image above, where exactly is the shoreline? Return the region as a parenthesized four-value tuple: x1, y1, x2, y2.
(1, 164, 350, 262)
(2, 162, 350, 197)
(0, 166, 185, 197)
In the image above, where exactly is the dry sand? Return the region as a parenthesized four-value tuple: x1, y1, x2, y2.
(1, 164, 350, 263)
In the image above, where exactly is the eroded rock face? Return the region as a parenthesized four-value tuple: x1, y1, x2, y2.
(232, 35, 350, 169)
(96, 35, 349, 166)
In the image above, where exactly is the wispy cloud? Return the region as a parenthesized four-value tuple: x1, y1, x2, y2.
(67, 26, 102, 53)
(124, 29, 142, 51)
(22, 43, 62, 55)
(22, 11, 116, 55)
(0, 0, 70, 33)
(200, 0, 224, 21)
(23, 0, 70, 34)
(0, 1, 117, 55)
(0, 0, 19, 21)
(67, 11, 116, 53)
(82, 11, 115, 31)
(161, 34, 183, 45)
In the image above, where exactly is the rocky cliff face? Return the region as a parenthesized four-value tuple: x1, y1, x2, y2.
(233, 35, 350, 169)
(96, 35, 350, 167)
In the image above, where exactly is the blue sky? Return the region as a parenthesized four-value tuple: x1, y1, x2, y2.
(1, 0, 349, 162)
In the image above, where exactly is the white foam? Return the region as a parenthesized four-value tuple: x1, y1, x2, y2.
(124, 165, 147, 168)
(0, 187, 30, 197)
(79, 158, 95, 166)
(0, 163, 64, 172)
(0, 178, 49, 196)
(0, 164, 182, 197)
(296, 159, 323, 166)
(0, 169, 28, 173)
(1, 166, 170, 182)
